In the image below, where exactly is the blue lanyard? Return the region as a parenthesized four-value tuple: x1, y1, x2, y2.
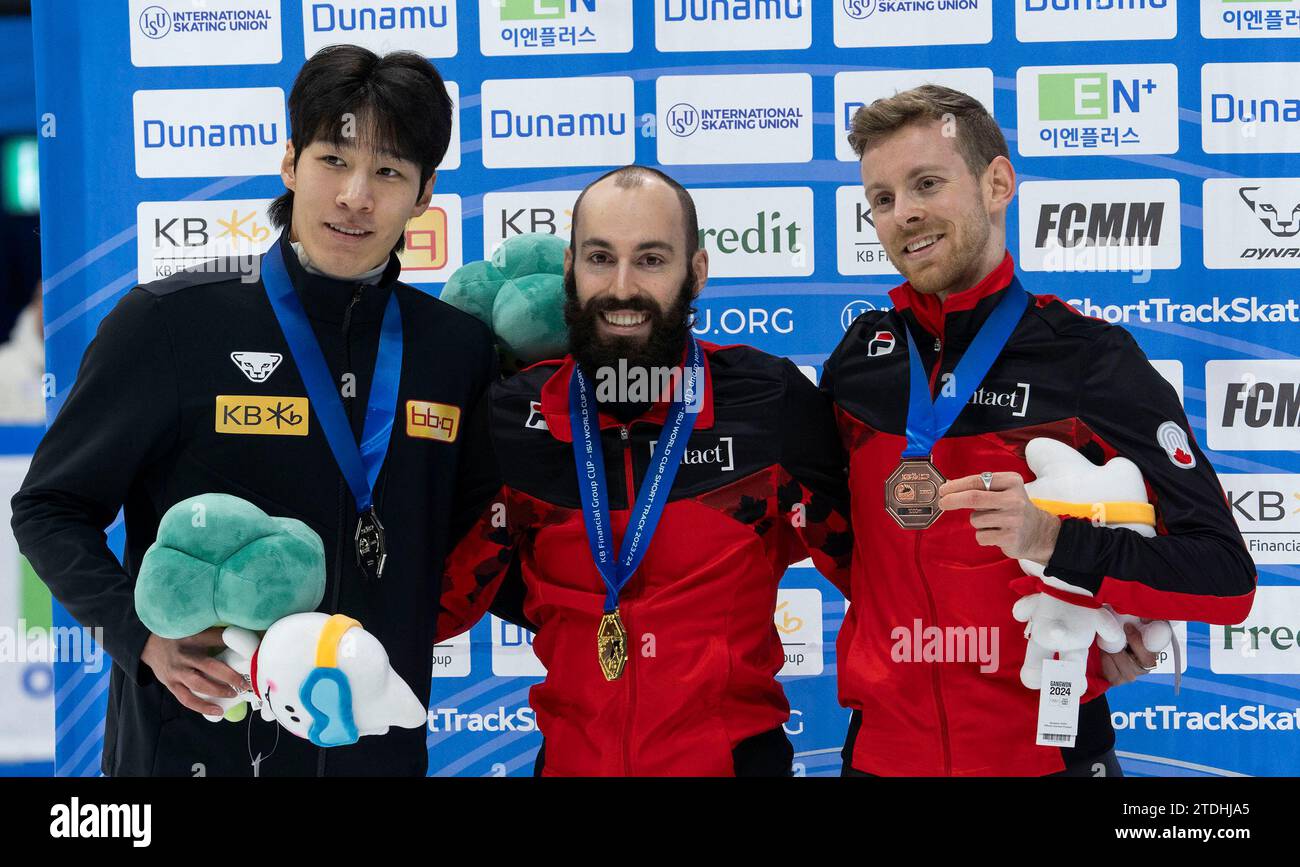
(570, 337, 704, 613)
(902, 281, 1029, 458)
(260, 239, 403, 514)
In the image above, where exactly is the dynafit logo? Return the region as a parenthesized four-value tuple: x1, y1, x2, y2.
(230, 352, 282, 383)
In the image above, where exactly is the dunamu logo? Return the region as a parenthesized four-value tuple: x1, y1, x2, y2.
(488, 109, 626, 139)
(142, 119, 279, 149)
(309, 3, 448, 32)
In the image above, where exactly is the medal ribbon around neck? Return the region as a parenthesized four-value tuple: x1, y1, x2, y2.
(570, 337, 704, 613)
(902, 280, 1029, 459)
(261, 238, 403, 521)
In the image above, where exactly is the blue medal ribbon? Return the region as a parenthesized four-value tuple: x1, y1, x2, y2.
(260, 238, 402, 517)
(902, 281, 1029, 458)
(570, 338, 704, 613)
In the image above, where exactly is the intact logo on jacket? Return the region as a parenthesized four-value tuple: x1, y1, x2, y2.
(650, 436, 734, 472)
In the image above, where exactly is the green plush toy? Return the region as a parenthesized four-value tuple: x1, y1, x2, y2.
(134, 493, 326, 641)
(440, 232, 570, 373)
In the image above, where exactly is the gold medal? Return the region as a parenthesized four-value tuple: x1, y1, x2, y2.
(885, 458, 946, 530)
(597, 609, 628, 681)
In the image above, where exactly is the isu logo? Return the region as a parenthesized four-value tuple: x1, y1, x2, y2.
(407, 400, 461, 443)
(867, 330, 895, 357)
(1156, 421, 1196, 469)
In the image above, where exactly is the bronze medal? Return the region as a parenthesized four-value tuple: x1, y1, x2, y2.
(597, 609, 629, 681)
(885, 458, 946, 530)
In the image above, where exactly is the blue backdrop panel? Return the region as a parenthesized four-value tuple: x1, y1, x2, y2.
(28, 0, 1300, 776)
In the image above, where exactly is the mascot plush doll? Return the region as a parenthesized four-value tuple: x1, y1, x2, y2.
(134, 493, 426, 744)
(1013, 438, 1174, 689)
(202, 614, 428, 746)
(440, 232, 570, 373)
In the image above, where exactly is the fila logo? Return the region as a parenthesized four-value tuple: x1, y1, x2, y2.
(969, 382, 1031, 418)
(231, 351, 282, 383)
(651, 436, 734, 472)
(525, 400, 549, 431)
(1156, 421, 1196, 469)
(867, 330, 895, 357)
(407, 401, 461, 443)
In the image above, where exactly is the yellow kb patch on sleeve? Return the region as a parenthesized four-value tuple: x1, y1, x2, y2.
(406, 400, 461, 443)
(215, 396, 310, 436)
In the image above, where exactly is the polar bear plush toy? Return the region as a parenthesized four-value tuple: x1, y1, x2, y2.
(1013, 438, 1173, 689)
(196, 612, 428, 747)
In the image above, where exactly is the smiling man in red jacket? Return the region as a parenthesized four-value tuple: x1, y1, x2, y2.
(823, 85, 1256, 777)
(436, 165, 852, 776)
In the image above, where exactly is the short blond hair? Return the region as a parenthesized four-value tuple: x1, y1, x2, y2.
(846, 84, 1008, 179)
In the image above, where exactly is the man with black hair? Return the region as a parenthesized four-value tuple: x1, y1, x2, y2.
(12, 46, 495, 776)
(436, 166, 853, 776)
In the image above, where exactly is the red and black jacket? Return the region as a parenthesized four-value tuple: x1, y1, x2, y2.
(438, 342, 852, 776)
(823, 252, 1256, 777)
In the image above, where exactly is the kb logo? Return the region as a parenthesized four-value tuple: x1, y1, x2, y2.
(843, 0, 876, 18)
(666, 103, 699, 138)
(139, 5, 171, 39)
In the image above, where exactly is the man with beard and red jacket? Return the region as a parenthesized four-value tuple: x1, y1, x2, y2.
(823, 85, 1257, 777)
(436, 166, 852, 776)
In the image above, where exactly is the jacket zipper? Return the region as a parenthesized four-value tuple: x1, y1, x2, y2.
(921, 313, 952, 775)
(317, 283, 365, 778)
(618, 424, 636, 776)
(913, 532, 952, 775)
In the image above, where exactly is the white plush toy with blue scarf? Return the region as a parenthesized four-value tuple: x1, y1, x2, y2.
(201, 612, 427, 746)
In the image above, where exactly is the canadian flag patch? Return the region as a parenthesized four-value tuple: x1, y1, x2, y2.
(867, 330, 895, 357)
(1156, 421, 1196, 469)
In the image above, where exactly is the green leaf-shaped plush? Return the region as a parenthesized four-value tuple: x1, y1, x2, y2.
(134, 494, 326, 639)
(441, 232, 569, 371)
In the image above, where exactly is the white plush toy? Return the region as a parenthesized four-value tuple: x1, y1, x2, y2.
(1013, 437, 1173, 689)
(196, 612, 428, 746)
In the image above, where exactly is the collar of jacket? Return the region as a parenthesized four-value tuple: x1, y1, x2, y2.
(274, 232, 403, 326)
(888, 251, 1017, 342)
(534, 340, 719, 443)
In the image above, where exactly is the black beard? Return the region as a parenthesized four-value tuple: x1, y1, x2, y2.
(563, 269, 696, 381)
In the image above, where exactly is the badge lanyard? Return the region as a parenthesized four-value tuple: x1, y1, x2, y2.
(902, 281, 1029, 459)
(261, 238, 402, 580)
(884, 282, 1029, 531)
(570, 337, 703, 680)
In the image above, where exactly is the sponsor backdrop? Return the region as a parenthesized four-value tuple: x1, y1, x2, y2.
(25, 0, 1300, 777)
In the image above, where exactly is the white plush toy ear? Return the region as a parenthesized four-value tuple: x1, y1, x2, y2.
(222, 626, 261, 658)
(1094, 607, 1127, 654)
(1024, 437, 1094, 483)
(1012, 594, 1039, 625)
(363, 676, 430, 735)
